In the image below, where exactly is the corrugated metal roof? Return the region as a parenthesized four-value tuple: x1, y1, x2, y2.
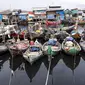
(32, 7, 47, 11)
(0, 10, 12, 15)
(49, 6, 61, 8)
(47, 8, 64, 11)
(19, 13, 28, 15)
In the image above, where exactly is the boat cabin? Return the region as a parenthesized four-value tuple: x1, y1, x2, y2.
(32, 7, 47, 23)
(46, 6, 64, 21)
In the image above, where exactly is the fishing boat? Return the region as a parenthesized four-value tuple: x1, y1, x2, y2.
(80, 40, 85, 51)
(7, 37, 29, 56)
(0, 25, 19, 39)
(42, 37, 61, 56)
(71, 30, 81, 41)
(28, 23, 44, 39)
(23, 39, 43, 65)
(54, 31, 70, 43)
(71, 19, 81, 41)
(0, 43, 8, 55)
(62, 37, 81, 56)
(80, 33, 85, 51)
(59, 25, 75, 33)
(46, 20, 61, 26)
(77, 20, 85, 25)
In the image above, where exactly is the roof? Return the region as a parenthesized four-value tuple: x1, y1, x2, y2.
(28, 11, 34, 15)
(32, 7, 47, 11)
(82, 10, 85, 13)
(0, 10, 12, 15)
(49, 6, 61, 8)
(19, 13, 28, 15)
(13, 9, 21, 12)
(47, 8, 64, 11)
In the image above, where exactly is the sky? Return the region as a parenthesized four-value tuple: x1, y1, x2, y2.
(0, 0, 85, 11)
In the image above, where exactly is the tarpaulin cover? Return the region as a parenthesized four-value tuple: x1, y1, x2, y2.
(0, 14, 2, 21)
(56, 11, 64, 20)
(19, 15, 27, 20)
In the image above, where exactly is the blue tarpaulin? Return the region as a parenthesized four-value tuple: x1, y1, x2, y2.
(0, 14, 2, 21)
(19, 15, 27, 20)
(56, 11, 64, 20)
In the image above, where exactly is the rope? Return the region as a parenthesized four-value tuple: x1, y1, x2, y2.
(45, 55, 52, 85)
(73, 40, 76, 85)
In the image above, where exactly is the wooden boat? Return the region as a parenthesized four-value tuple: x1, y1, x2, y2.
(42, 38, 61, 56)
(0, 25, 19, 39)
(23, 40, 43, 64)
(46, 20, 61, 26)
(80, 40, 85, 51)
(78, 20, 85, 25)
(28, 23, 44, 39)
(71, 30, 81, 41)
(54, 31, 70, 43)
(7, 39, 29, 56)
(59, 25, 75, 33)
(71, 19, 81, 41)
(62, 37, 81, 56)
(47, 25, 74, 34)
(80, 34, 85, 51)
(0, 43, 8, 55)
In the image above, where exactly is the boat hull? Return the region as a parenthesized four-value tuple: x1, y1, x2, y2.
(42, 41, 61, 56)
(62, 38, 81, 56)
(63, 48, 80, 56)
(80, 41, 85, 51)
(0, 45, 8, 55)
(23, 51, 43, 65)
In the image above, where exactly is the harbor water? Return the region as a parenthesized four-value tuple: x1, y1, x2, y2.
(0, 25, 85, 85)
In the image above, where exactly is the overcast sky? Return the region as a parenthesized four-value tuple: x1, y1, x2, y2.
(0, 0, 85, 11)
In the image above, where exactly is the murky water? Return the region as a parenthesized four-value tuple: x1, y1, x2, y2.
(0, 25, 85, 85)
(0, 52, 85, 85)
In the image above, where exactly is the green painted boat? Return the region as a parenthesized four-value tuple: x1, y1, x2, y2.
(62, 37, 81, 56)
(42, 39, 61, 56)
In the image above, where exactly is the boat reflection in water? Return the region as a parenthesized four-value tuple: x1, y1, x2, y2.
(9, 55, 24, 72)
(0, 53, 10, 71)
(43, 53, 62, 75)
(24, 57, 43, 82)
(62, 53, 81, 73)
(80, 52, 85, 61)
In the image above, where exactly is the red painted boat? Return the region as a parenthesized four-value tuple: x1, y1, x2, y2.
(46, 20, 61, 26)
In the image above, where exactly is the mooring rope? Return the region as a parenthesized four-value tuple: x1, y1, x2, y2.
(45, 55, 52, 85)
